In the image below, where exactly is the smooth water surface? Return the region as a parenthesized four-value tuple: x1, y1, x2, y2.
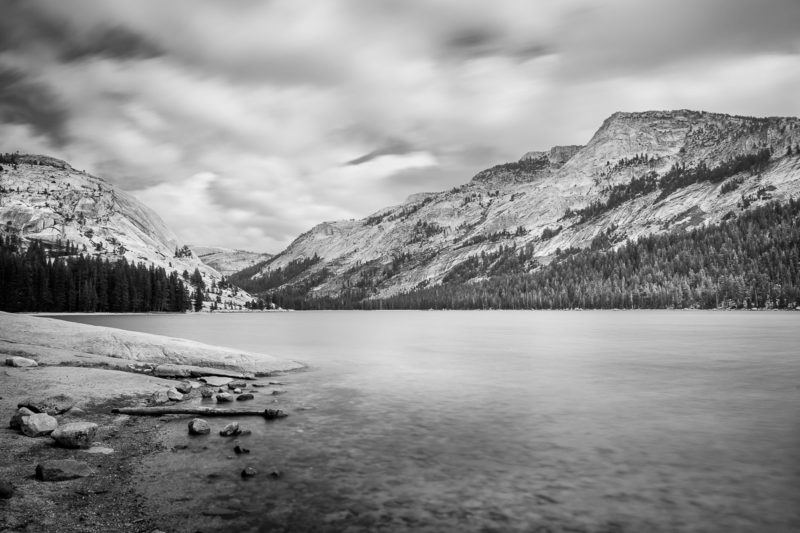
(55, 311, 800, 532)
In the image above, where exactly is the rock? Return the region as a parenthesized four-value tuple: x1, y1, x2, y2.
(216, 392, 233, 403)
(167, 388, 184, 401)
(18, 394, 76, 415)
(268, 381, 286, 386)
(236, 393, 254, 401)
(269, 470, 283, 479)
(36, 459, 94, 481)
(263, 409, 288, 419)
(6, 356, 38, 367)
(227, 380, 247, 390)
(9, 407, 35, 429)
(201, 376, 234, 387)
(153, 364, 191, 378)
(82, 446, 114, 455)
(271, 390, 286, 396)
(188, 418, 211, 435)
(175, 381, 192, 394)
(150, 390, 170, 405)
(0, 479, 14, 499)
(241, 466, 257, 478)
(20, 413, 58, 437)
(233, 388, 242, 394)
(200, 387, 214, 398)
(233, 441, 250, 454)
(65, 407, 87, 418)
(127, 362, 156, 373)
(219, 422, 240, 437)
(251, 383, 267, 388)
(189, 381, 202, 389)
(51, 422, 98, 449)
(238, 429, 252, 436)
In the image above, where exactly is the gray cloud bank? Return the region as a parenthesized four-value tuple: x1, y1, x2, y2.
(1, 0, 799, 251)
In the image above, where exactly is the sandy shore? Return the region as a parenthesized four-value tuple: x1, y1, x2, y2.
(0, 312, 303, 532)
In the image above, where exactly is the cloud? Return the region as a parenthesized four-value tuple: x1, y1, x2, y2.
(1, 0, 799, 253)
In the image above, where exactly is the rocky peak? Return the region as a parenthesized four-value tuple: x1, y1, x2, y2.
(520, 145, 582, 168)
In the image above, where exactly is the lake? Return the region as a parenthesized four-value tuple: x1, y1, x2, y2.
(54, 310, 800, 532)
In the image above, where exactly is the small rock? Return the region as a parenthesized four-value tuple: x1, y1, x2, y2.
(153, 364, 191, 378)
(216, 393, 233, 403)
(82, 446, 114, 455)
(175, 381, 192, 394)
(241, 466, 257, 478)
(263, 409, 288, 419)
(268, 381, 286, 386)
(189, 381, 202, 389)
(167, 388, 184, 401)
(36, 459, 94, 481)
(188, 418, 211, 435)
(219, 422, 240, 437)
(9, 407, 35, 429)
(150, 390, 170, 405)
(251, 383, 267, 388)
(271, 390, 286, 396)
(269, 470, 283, 479)
(20, 413, 58, 437)
(64, 406, 87, 418)
(51, 422, 98, 449)
(0, 479, 14, 499)
(233, 388, 242, 394)
(227, 380, 247, 390)
(5, 356, 38, 367)
(18, 394, 75, 415)
(127, 362, 156, 373)
(233, 441, 250, 454)
(199, 387, 214, 398)
(236, 393, 254, 401)
(201, 376, 234, 387)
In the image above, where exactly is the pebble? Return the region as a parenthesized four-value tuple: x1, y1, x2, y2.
(188, 418, 211, 435)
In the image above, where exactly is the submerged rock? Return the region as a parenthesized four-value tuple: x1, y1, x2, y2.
(9, 407, 35, 429)
(271, 390, 286, 396)
(201, 376, 234, 387)
(269, 470, 283, 479)
(51, 422, 98, 449)
(188, 418, 211, 435)
(241, 466, 257, 478)
(36, 459, 94, 481)
(236, 393, 254, 401)
(233, 441, 250, 454)
(18, 394, 76, 415)
(5, 356, 38, 367)
(219, 422, 241, 437)
(216, 392, 233, 403)
(20, 413, 58, 437)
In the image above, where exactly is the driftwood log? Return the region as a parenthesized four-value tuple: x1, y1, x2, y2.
(111, 407, 287, 419)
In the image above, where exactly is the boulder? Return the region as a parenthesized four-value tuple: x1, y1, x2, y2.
(153, 364, 191, 378)
(188, 418, 211, 435)
(35, 459, 94, 481)
(227, 381, 247, 390)
(201, 376, 234, 387)
(175, 381, 193, 394)
(219, 422, 240, 437)
(20, 413, 58, 437)
(51, 422, 98, 449)
(18, 394, 76, 415)
(6, 356, 38, 367)
(167, 388, 184, 401)
(236, 393, 254, 401)
(241, 466, 257, 478)
(0, 479, 14, 499)
(150, 390, 170, 405)
(9, 407, 35, 429)
(216, 392, 233, 403)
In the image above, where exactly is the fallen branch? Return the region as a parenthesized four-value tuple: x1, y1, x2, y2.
(111, 407, 287, 419)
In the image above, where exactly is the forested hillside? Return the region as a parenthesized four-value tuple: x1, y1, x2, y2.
(265, 200, 800, 310)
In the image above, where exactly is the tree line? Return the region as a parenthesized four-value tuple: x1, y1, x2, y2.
(0, 237, 191, 313)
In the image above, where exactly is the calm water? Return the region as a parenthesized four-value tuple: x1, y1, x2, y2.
(56, 311, 800, 532)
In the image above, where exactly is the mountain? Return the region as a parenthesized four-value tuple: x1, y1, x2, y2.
(191, 246, 272, 277)
(233, 110, 800, 303)
(0, 153, 253, 310)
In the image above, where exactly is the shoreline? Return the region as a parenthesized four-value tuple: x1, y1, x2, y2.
(0, 312, 303, 532)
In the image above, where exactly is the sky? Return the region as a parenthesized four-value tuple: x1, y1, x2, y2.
(1, 0, 799, 252)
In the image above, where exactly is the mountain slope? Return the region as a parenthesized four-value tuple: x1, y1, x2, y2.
(239, 110, 800, 301)
(191, 246, 272, 277)
(0, 154, 253, 309)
